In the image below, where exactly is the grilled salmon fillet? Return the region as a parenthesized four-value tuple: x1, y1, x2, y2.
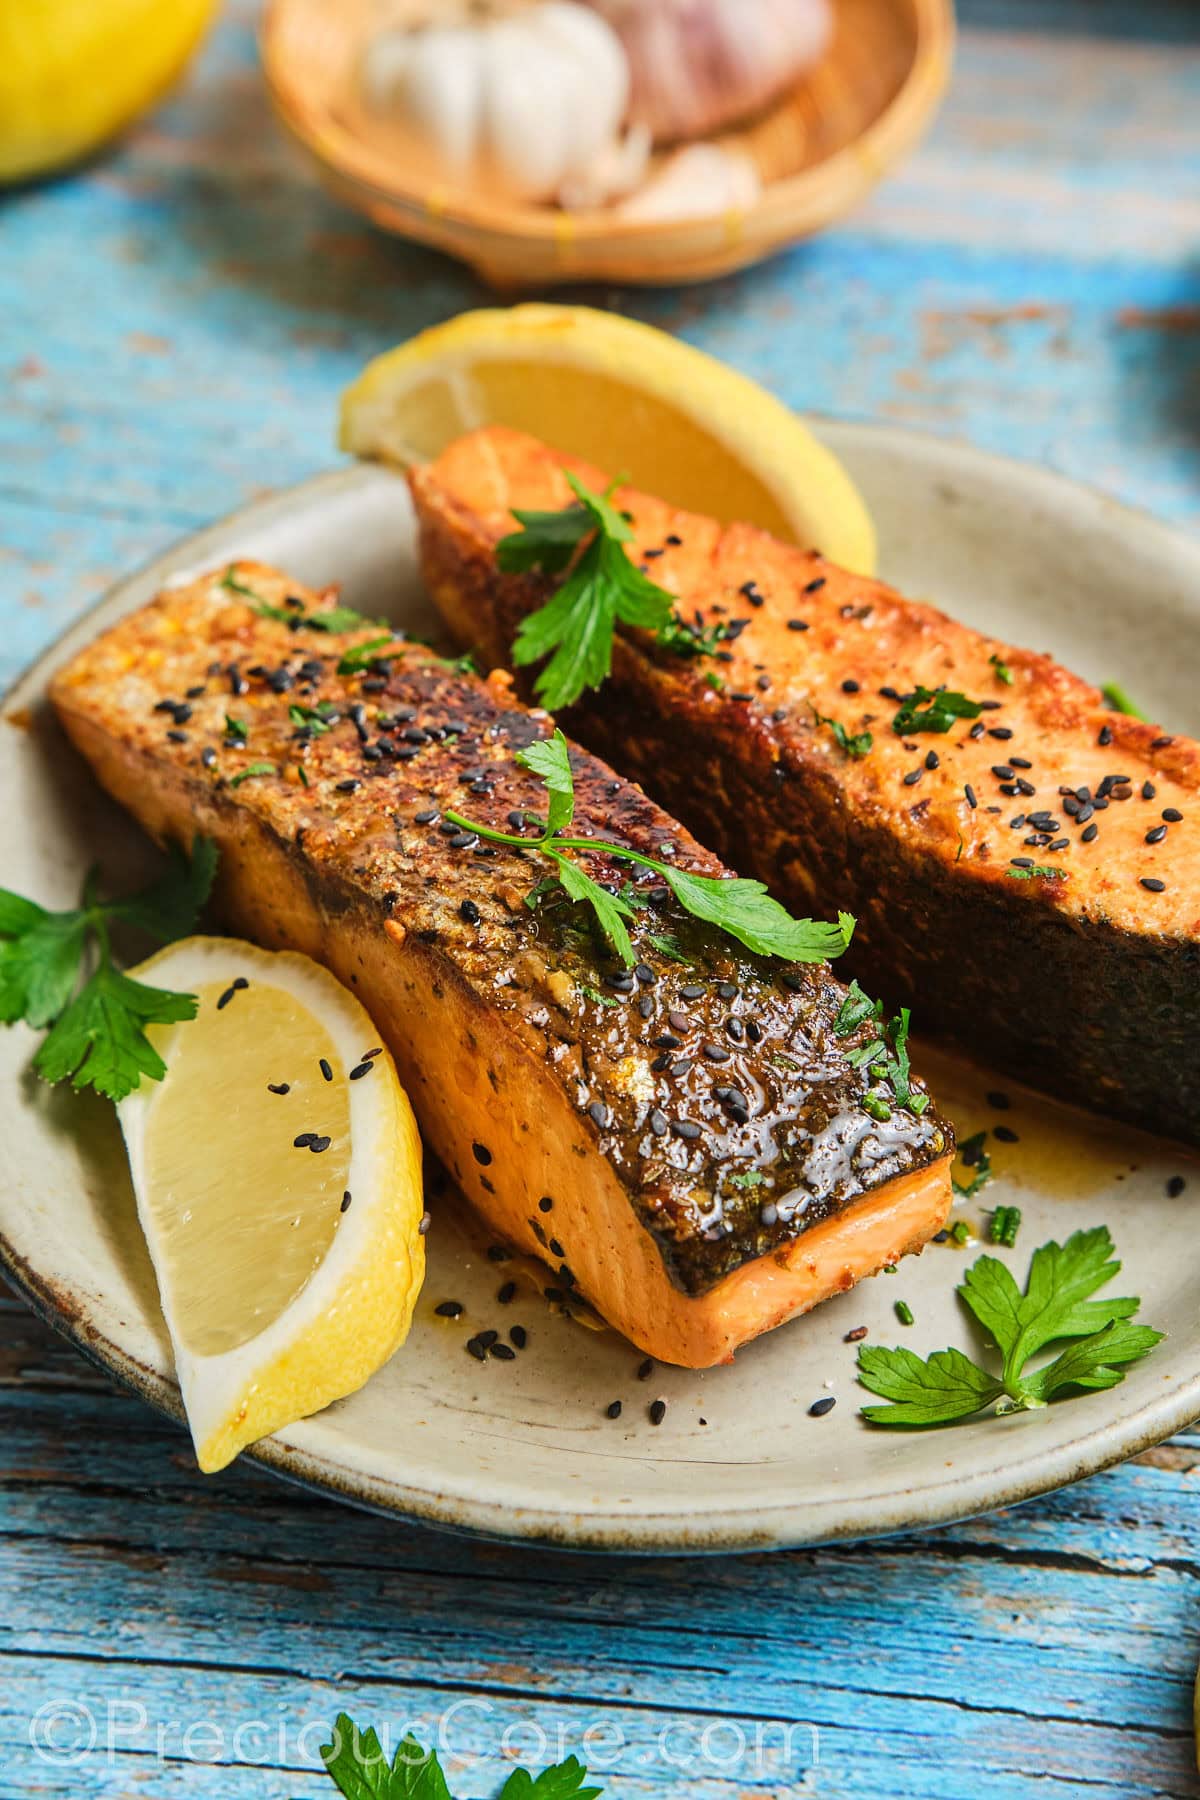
(411, 426, 1200, 1149)
(51, 563, 952, 1367)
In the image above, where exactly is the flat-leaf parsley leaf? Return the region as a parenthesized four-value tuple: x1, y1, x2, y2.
(0, 840, 216, 1101)
(498, 473, 729, 709)
(319, 1715, 601, 1800)
(858, 1226, 1162, 1427)
(443, 729, 855, 969)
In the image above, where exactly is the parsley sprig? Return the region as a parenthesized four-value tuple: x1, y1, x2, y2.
(832, 978, 926, 1119)
(218, 567, 386, 639)
(498, 473, 726, 710)
(1101, 681, 1145, 719)
(893, 686, 984, 735)
(320, 1716, 600, 1800)
(952, 1129, 993, 1199)
(443, 730, 854, 969)
(810, 703, 872, 759)
(858, 1226, 1162, 1427)
(0, 840, 216, 1101)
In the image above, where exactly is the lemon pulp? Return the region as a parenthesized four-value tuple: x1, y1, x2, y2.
(143, 981, 351, 1358)
(340, 304, 878, 571)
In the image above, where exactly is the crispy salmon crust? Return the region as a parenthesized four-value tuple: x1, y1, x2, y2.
(412, 426, 1200, 1148)
(50, 563, 952, 1367)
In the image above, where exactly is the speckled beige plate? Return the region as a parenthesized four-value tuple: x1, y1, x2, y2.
(3, 423, 1199, 1551)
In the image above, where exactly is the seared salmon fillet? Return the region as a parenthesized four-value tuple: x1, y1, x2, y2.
(51, 563, 952, 1367)
(412, 426, 1200, 1148)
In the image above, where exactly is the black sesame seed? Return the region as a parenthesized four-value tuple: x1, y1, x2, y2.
(510, 1325, 527, 1349)
(538, 1196, 554, 1213)
(1098, 724, 1113, 746)
(1163, 807, 1183, 822)
(1167, 1175, 1186, 1198)
(340, 1191, 352, 1214)
(903, 769, 922, 787)
(497, 1281, 516, 1305)
(472, 1141, 493, 1165)
(335, 778, 361, 794)
(447, 831, 478, 850)
(477, 1329, 499, 1350)
(319, 1057, 333, 1083)
(809, 1396, 836, 1417)
(804, 576, 827, 594)
(216, 984, 238, 1010)
(435, 1300, 464, 1318)
(548, 1238, 565, 1259)
(309, 1135, 331, 1154)
(1146, 824, 1168, 845)
(606, 1400, 623, 1419)
(787, 619, 810, 632)
(992, 765, 1015, 781)
(1140, 877, 1166, 892)
(648, 1109, 668, 1137)
(466, 1337, 487, 1361)
(486, 1244, 511, 1262)
(348, 1061, 374, 1080)
(201, 746, 217, 768)
(702, 1043, 731, 1063)
(362, 1047, 383, 1060)
(166, 728, 188, 743)
(670, 1119, 701, 1140)
(637, 1358, 654, 1380)
(418, 1213, 431, 1235)
(679, 984, 705, 1000)
(588, 1101, 610, 1128)
(1142, 781, 1157, 800)
(925, 750, 939, 770)
(993, 1125, 1019, 1143)
(842, 678, 860, 694)
(414, 808, 439, 825)
(491, 1341, 517, 1360)
(649, 1399, 667, 1426)
(267, 1082, 290, 1095)
(1081, 822, 1099, 842)
(964, 784, 978, 809)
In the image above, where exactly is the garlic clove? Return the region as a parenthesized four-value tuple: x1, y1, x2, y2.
(616, 141, 762, 223)
(557, 121, 651, 211)
(397, 29, 485, 184)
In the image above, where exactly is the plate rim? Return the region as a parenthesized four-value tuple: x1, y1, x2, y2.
(4, 420, 1200, 1554)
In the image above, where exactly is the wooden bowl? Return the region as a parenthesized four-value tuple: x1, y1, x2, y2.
(261, 0, 953, 289)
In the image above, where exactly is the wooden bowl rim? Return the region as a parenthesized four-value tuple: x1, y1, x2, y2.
(261, 0, 954, 251)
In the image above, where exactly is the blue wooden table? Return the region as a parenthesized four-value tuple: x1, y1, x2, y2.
(4, 3, 1200, 1795)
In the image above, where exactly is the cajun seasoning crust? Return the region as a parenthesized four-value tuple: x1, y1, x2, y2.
(411, 427, 1200, 1148)
(50, 563, 949, 1300)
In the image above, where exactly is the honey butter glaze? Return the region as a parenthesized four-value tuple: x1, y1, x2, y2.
(49, 561, 952, 1365)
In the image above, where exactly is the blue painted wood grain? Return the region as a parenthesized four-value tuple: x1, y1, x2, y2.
(3, 2, 1200, 1796)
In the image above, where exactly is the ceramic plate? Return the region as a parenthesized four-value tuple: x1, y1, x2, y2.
(3, 423, 1199, 1552)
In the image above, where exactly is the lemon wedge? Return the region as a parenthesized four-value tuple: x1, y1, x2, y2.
(339, 303, 876, 574)
(116, 937, 424, 1473)
(0, 0, 217, 185)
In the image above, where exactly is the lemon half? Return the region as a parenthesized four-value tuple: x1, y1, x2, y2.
(117, 937, 424, 1472)
(0, 0, 217, 185)
(340, 304, 876, 573)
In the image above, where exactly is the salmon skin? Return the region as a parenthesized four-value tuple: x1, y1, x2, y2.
(412, 426, 1200, 1149)
(51, 563, 951, 1368)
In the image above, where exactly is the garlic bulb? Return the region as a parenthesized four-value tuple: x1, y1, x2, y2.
(359, 0, 647, 207)
(583, 0, 833, 145)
